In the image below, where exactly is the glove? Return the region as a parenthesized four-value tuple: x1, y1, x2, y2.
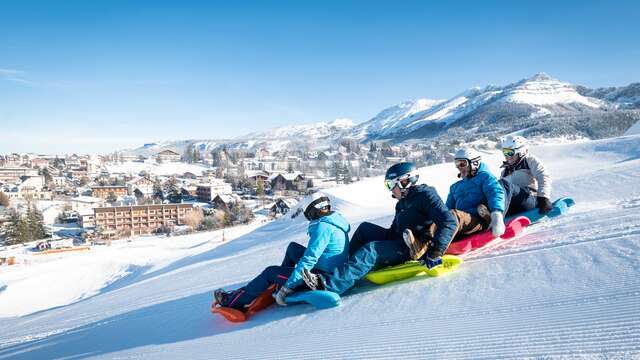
(537, 197, 553, 214)
(490, 211, 505, 237)
(273, 286, 293, 306)
(420, 248, 443, 269)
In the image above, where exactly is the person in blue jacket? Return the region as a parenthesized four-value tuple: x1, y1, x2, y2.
(301, 162, 458, 295)
(446, 148, 506, 238)
(213, 192, 350, 309)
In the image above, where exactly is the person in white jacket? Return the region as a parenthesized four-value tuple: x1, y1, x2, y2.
(499, 135, 553, 215)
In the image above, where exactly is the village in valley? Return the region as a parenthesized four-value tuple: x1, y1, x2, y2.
(0, 140, 447, 263)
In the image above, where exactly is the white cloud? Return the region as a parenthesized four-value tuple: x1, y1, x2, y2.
(0, 67, 34, 85)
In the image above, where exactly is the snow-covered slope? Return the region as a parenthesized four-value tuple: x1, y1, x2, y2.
(626, 120, 640, 136)
(2, 136, 639, 359)
(242, 118, 355, 140)
(350, 99, 443, 139)
(578, 82, 640, 109)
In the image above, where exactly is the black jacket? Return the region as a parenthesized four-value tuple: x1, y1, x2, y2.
(391, 184, 457, 252)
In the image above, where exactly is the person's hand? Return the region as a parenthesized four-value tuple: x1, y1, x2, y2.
(490, 211, 505, 237)
(537, 197, 553, 214)
(273, 286, 293, 306)
(420, 248, 443, 269)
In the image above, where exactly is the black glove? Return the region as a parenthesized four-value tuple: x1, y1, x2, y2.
(537, 196, 553, 214)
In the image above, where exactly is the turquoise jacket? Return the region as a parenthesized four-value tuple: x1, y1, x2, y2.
(446, 162, 505, 215)
(285, 211, 350, 289)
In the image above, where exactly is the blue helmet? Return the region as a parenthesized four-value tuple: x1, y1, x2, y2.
(385, 162, 419, 191)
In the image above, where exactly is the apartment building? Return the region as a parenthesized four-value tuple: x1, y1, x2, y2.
(156, 150, 181, 163)
(0, 167, 39, 183)
(91, 185, 128, 199)
(94, 204, 194, 236)
(195, 180, 232, 202)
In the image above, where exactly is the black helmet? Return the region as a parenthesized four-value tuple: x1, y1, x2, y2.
(384, 162, 419, 191)
(301, 192, 331, 221)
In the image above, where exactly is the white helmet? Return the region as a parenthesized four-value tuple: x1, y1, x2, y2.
(501, 135, 528, 158)
(454, 148, 482, 162)
(300, 192, 331, 221)
(454, 148, 482, 176)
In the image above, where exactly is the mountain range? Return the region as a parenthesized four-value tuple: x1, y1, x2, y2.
(121, 73, 640, 156)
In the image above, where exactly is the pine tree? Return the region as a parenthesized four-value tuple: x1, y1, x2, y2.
(153, 179, 164, 200)
(5, 209, 25, 244)
(256, 179, 265, 197)
(106, 191, 118, 203)
(26, 205, 47, 240)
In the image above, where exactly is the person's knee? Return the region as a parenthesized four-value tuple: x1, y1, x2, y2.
(286, 242, 303, 251)
(262, 265, 280, 276)
(359, 242, 379, 259)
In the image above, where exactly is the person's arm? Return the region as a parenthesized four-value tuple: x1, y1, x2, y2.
(482, 173, 506, 213)
(445, 185, 455, 210)
(422, 190, 457, 254)
(284, 222, 331, 289)
(528, 156, 552, 199)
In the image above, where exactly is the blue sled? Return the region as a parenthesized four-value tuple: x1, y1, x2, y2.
(506, 196, 575, 224)
(285, 290, 341, 309)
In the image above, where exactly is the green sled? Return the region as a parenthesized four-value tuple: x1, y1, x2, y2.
(365, 255, 463, 285)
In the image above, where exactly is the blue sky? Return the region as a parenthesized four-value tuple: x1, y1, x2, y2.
(1, 0, 639, 154)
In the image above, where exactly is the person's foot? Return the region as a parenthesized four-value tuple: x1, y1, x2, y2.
(302, 268, 326, 290)
(403, 229, 427, 260)
(214, 288, 243, 308)
(476, 204, 491, 224)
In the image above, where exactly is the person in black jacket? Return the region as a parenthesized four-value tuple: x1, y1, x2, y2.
(301, 162, 457, 295)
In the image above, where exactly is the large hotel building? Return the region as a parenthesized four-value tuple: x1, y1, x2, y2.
(94, 204, 194, 236)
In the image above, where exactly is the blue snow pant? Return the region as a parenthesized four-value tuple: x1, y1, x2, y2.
(228, 242, 311, 309)
(500, 179, 537, 216)
(324, 222, 411, 295)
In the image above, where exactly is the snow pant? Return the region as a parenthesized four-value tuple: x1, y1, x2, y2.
(500, 179, 537, 216)
(228, 242, 311, 309)
(450, 209, 488, 241)
(324, 222, 411, 294)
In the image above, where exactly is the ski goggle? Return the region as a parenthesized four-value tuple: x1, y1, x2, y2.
(502, 148, 516, 157)
(384, 177, 409, 191)
(454, 159, 468, 169)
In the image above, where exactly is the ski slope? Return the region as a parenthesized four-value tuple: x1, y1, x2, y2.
(1, 135, 640, 359)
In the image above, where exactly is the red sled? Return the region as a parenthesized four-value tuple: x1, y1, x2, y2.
(211, 285, 276, 323)
(445, 216, 530, 256)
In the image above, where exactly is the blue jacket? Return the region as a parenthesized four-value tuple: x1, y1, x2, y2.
(285, 211, 350, 289)
(391, 184, 457, 253)
(446, 162, 505, 215)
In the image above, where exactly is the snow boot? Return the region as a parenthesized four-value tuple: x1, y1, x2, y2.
(302, 269, 326, 291)
(403, 228, 427, 260)
(214, 288, 245, 309)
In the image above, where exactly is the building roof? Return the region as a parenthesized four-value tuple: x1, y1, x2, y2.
(269, 172, 304, 181)
(91, 185, 127, 189)
(70, 196, 104, 203)
(213, 194, 240, 204)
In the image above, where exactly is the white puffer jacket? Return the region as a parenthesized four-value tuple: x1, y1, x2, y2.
(500, 154, 552, 199)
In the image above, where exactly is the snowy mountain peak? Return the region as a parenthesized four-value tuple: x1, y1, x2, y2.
(500, 73, 601, 108)
(526, 72, 556, 82)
